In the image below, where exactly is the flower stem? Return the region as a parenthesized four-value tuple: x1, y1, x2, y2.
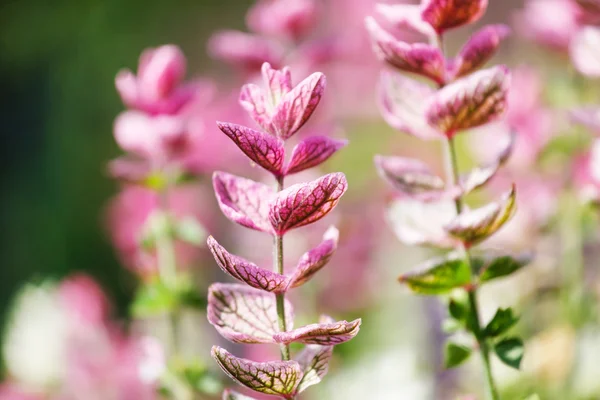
(444, 137, 500, 400)
(274, 176, 291, 361)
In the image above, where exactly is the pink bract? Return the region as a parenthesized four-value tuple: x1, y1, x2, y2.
(421, 0, 488, 33)
(247, 0, 318, 40)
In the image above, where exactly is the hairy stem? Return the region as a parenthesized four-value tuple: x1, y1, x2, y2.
(274, 176, 291, 361)
(444, 137, 500, 400)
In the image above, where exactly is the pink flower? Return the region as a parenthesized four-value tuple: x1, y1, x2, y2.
(247, 0, 318, 40)
(58, 274, 110, 329)
(516, 0, 581, 50)
(116, 45, 201, 115)
(207, 31, 284, 72)
(571, 26, 600, 77)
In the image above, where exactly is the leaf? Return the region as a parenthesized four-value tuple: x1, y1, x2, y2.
(213, 172, 275, 234)
(374, 155, 460, 201)
(261, 62, 292, 106)
(444, 342, 472, 369)
(366, 17, 446, 84)
(378, 70, 444, 140)
(398, 253, 471, 295)
(421, 0, 488, 33)
(448, 298, 468, 322)
(285, 136, 347, 175)
(269, 173, 347, 234)
(207, 283, 293, 344)
(451, 24, 511, 79)
(286, 226, 339, 289)
(222, 389, 258, 400)
(426, 66, 510, 136)
(174, 216, 207, 246)
(484, 308, 519, 338)
(131, 278, 206, 318)
(477, 253, 532, 283)
(494, 337, 524, 369)
(207, 237, 288, 293)
(295, 345, 333, 393)
(211, 346, 303, 396)
(273, 319, 361, 345)
(523, 394, 540, 400)
(217, 121, 285, 176)
(444, 185, 517, 247)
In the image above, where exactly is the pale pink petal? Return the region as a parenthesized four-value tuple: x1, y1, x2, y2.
(426, 66, 510, 136)
(375, 4, 437, 38)
(273, 319, 361, 345)
(216, 121, 285, 176)
(379, 71, 444, 140)
(366, 17, 446, 84)
(211, 346, 303, 396)
(239, 83, 272, 131)
(261, 62, 293, 106)
(421, 0, 488, 33)
(515, 0, 580, 51)
(285, 136, 347, 175)
(287, 226, 339, 289)
(115, 70, 139, 109)
(207, 236, 288, 293)
(207, 283, 293, 344)
(451, 25, 511, 79)
(269, 173, 347, 234)
(213, 172, 275, 234)
(208, 30, 284, 71)
(571, 27, 600, 78)
(137, 45, 186, 102)
(247, 0, 318, 40)
(107, 157, 152, 183)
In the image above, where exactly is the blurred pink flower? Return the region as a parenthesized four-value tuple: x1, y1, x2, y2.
(106, 185, 212, 277)
(516, 0, 581, 51)
(58, 274, 110, 329)
(571, 26, 600, 77)
(0, 384, 43, 400)
(247, 0, 318, 41)
(207, 31, 284, 73)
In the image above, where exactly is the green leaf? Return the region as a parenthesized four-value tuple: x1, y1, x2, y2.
(444, 342, 472, 369)
(474, 253, 532, 283)
(494, 337, 524, 369)
(398, 253, 471, 295)
(484, 308, 519, 338)
(175, 216, 206, 246)
(131, 277, 207, 318)
(441, 318, 462, 334)
(448, 299, 468, 321)
(523, 394, 540, 400)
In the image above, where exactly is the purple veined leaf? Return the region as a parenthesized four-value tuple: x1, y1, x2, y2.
(286, 226, 339, 290)
(240, 83, 272, 131)
(285, 136, 348, 176)
(365, 17, 446, 85)
(421, 0, 489, 33)
(386, 198, 459, 248)
(450, 24, 511, 80)
(216, 121, 285, 176)
(379, 70, 445, 140)
(211, 346, 303, 397)
(375, 4, 437, 39)
(273, 319, 361, 345)
(426, 65, 511, 137)
(213, 172, 275, 234)
(270, 173, 347, 234)
(571, 106, 600, 133)
(444, 185, 517, 247)
(571, 27, 600, 78)
(262, 62, 293, 106)
(295, 344, 334, 393)
(207, 283, 293, 344)
(207, 236, 288, 293)
(271, 71, 326, 140)
(460, 131, 514, 194)
(222, 389, 258, 400)
(374, 155, 462, 201)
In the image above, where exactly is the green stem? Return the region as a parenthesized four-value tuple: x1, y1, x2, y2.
(444, 137, 500, 400)
(274, 176, 291, 361)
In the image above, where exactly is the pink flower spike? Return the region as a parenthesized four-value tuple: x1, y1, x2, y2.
(374, 155, 461, 201)
(207, 236, 288, 293)
(247, 0, 318, 40)
(207, 283, 294, 344)
(379, 71, 445, 140)
(450, 25, 511, 80)
(113, 111, 188, 160)
(213, 172, 275, 234)
(240, 63, 326, 140)
(216, 121, 285, 176)
(208, 30, 284, 72)
(269, 173, 348, 234)
(366, 17, 446, 84)
(421, 0, 488, 33)
(285, 136, 348, 175)
(426, 66, 510, 137)
(295, 345, 333, 393)
(287, 226, 339, 290)
(273, 319, 361, 345)
(375, 4, 437, 39)
(211, 346, 303, 396)
(571, 27, 600, 78)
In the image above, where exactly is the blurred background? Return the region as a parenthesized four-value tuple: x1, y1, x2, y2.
(2, 0, 600, 399)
